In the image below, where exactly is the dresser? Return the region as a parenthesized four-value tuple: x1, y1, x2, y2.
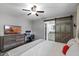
(0, 34, 25, 52)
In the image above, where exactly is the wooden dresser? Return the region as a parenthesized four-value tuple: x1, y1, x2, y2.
(0, 34, 25, 52)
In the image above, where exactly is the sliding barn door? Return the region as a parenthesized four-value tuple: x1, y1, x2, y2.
(55, 16, 73, 43)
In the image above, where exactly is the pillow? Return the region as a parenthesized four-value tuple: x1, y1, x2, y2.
(62, 44, 69, 55)
(66, 43, 79, 56)
(67, 39, 76, 46)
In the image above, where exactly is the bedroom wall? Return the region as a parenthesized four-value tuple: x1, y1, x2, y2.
(31, 20, 45, 40)
(0, 14, 31, 36)
(73, 12, 77, 38)
(76, 5, 79, 39)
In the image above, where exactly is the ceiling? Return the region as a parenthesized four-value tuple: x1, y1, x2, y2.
(0, 3, 78, 20)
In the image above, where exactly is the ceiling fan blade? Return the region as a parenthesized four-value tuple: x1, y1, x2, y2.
(35, 13, 38, 16)
(22, 9, 30, 11)
(27, 13, 31, 16)
(37, 11, 44, 13)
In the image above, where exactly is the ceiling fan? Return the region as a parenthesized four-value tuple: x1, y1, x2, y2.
(22, 5, 44, 16)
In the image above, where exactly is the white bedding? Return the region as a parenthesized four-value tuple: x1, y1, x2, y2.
(20, 40, 65, 56)
(5, 39, 44, 56)
(6, 39, 65, 56)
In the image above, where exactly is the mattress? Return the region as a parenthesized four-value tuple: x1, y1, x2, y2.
(5, 39, 44, 56)
(20, 40, 65, 56)
(5, 39, 65, 56)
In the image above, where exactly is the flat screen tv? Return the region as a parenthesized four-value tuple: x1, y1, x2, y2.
(4, 25, 21, 34)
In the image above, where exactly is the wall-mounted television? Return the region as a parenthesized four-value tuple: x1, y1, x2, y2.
(4, 25, 21, 34)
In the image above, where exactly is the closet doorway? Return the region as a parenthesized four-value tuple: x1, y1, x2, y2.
(45, 20, 55, 41)
(44, 16, 73, 43)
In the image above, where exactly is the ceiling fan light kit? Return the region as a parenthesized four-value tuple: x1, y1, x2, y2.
(22, 5, 44, 16)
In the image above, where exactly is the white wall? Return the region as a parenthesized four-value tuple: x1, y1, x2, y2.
(76, 5, 79, 39)
(0, 14, 31, 36)
(73, 12, 77, 38)
(31, 20, 44, 40)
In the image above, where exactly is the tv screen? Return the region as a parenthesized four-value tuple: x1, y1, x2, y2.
(4, 25, 21, 34)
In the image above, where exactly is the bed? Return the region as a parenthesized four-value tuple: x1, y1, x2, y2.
(4, 39, 65, 56)
(20, 40, 65, 56)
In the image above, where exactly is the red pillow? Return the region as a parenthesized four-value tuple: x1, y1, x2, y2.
(62, 44, 69, 55)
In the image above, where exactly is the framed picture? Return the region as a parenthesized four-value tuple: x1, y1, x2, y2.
(4, 25, 21, 34)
